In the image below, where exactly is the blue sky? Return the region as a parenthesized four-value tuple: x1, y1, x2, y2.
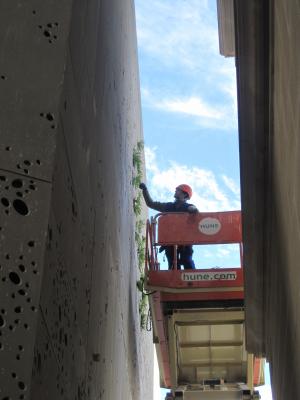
(136, 0, 240, 214)
(134, 0, 272, 399)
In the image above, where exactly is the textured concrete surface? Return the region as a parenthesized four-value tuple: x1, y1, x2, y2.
(265, 1, 300, 399)
(235, 0, 269, 357)
(0, 1, 73, 398)
(236, 0, 300, 399)
(0, 1, 153, 400)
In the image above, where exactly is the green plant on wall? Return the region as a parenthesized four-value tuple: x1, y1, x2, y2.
(132, 141, 148, 329)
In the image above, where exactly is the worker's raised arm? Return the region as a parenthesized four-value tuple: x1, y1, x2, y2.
(139, 183, 168, 212)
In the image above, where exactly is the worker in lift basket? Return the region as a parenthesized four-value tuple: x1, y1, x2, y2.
(139, 183, 198, 270)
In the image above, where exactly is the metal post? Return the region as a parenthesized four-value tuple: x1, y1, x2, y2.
(173, 245, 177, 270)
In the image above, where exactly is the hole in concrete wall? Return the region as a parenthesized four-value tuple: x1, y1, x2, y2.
(46, 113, 54, 121)
(9, 272, 21, 285)
(32, 10, 36, 15)
(18, 264, 25, 272)
(72, 203, 77, 217)
(13, 199, 29, 215)
(23, 160, 31, 166)
(0, 315, 5, 327)
(12, 179, 23, 188)
(18, 382, 26, 390)
(18, 289, 26, 296)
(43, 30, 50, 37)
(28, 241, 35, 247)
(14, 306, 23, 314)
(1, 198, 9, 207)
(0, 176, 7, 181)
(40, 112, 56, 131)
(1, 75, 7, 80)
(5, 146, 11, 151)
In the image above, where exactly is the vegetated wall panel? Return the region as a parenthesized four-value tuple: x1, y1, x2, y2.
(0, 170, 52, 399)
(265, 1, 300, 399)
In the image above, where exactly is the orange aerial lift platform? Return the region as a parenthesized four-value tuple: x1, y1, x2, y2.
(144, 211, 264, 400)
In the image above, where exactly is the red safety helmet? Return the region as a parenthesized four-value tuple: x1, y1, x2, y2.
(176, 184, 193, 199)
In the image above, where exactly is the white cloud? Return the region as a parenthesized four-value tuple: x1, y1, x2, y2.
(136, 0, 238, 131)
(203, 245, 234, 258)
(145, 146, 160, 174)
(141, 90, 237, 130)
(222, 175, 240, 197)
(136, 0, 218, 70)
(145, 147, 240, 211)
(156, 97, 223, 120)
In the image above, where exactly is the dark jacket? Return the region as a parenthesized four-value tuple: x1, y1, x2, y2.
(141, 186, 197, 258)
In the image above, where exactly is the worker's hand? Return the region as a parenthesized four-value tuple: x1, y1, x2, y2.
(139, 182, 147, 190)
(187, 205, 198, 214)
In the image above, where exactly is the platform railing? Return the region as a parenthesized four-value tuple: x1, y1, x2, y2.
(145, 211, 243, 272)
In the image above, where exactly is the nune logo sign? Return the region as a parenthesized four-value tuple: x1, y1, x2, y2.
(198, 217, 221, 235)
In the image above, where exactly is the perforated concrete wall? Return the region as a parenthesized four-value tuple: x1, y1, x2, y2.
(0, 1, 153, 400)
(0, 1, 72, 399)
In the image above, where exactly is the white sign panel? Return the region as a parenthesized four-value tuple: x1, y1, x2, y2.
(198, 217, 221, 235)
